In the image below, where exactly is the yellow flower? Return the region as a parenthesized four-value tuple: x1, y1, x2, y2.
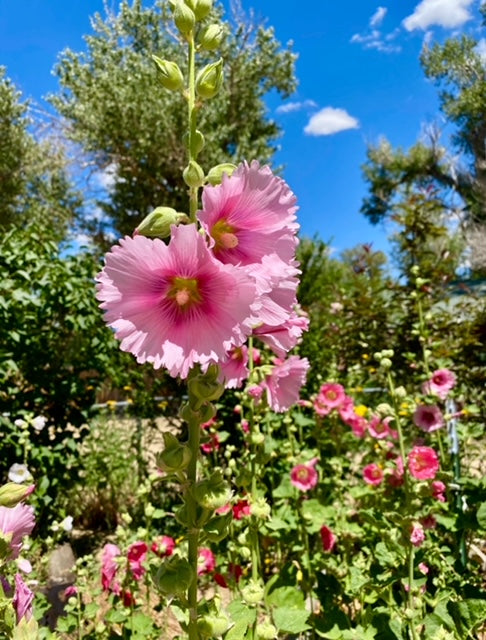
(354, 405, 368, 417)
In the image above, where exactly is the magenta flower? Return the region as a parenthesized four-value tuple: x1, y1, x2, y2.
(431, 480, 447, 502)
(101, 543, 121, 594)
(232, 499, 251, 520)
(262, 356, 309, 412)
(96, 224, 257, 378)
(347, 414, 368, 438)
(13, 574, 33, 623)
(151, 535, 175, 558)
(314, 383, 346, 416)
(290, 458, 319, 492)
(422, 368, 456, 399)
(198, 160, 298, 266)
(408, 446, 439, 480)
(197, 547, 216, 575)
(413, 405, 444, 433)
(127, 541, 148, 581)
(410, 522, 425, 547)
(368, 415, 393, 439)
(338, 395, 356, 422)
(0, 503, 35, 559)
(363, 463, 384, 486)
(320, 525, 337, 552)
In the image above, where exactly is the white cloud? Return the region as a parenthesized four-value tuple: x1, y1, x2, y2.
(276, 100, 318, 114)
(304, 107, 359, 136)
(403, 0, 474, 31)
(370, 6, 388, 28)
(476, 37, 486, 62)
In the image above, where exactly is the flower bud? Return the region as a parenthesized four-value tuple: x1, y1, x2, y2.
(392, 385, 407, 399)
(153, 556, 194, 595)
(194, 471, 232, 510)
(379, 358, 393, 370)
(187, 367, 225, 405)
(241, 580, 264, 604)
(197, 612, 230, 638)
(206, 163, 237, 185)
(156, 432, 192, 474)
(135, 207, 188, 238)
(174, 2, 195, 35)
(183, 160, 205, 188)
(183, 130, 205, 157)
(198, 23, 223, 50)
(203, 512, 232, 542)
(193, 0, 212, 20)
(151, 56, 184, 91)
(250, 497, 270, 520)
(0, 483, 34, 508)
(195, 59, 223, 99)
(256, 621, 278, 639)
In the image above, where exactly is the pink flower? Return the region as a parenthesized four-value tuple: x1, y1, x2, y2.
(64, 585, 78, 598)
(338, 395, 356, 422)
(320, 525, 337, 552)
(201, 432, 220, 454)
(314, 383, 346, 416)
(368, 415, 393, 439)
(387, 456, 404, 488)
(219, 346, 250, 388)
(151, 535, 175, 558)
(96, 224, 256, 379)
(13, 574, 33, 622)
(410, 523, 425, 547)
(413, 405, 444, 433)
(197, 548, 216, 575)
(422, 368, 456, 399)
(262, 356, 309, 413)
(418, 562, 429, 575)
(431, 480, 447, 502)
(253, 311, 309, 358)
(0, 503, 35, 559)
(198, 160, 298, 267)
(232, 499, 251, 520)
(408, 446, 439, 480)
(420, 514, 437, 529)
(127, 541, 148, 581)
(101, 543, 121, 594)
(363, 463, 384, 486)
(290, 458, 319, 492)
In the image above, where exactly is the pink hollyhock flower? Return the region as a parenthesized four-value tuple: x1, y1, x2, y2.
(247, 384, 264, 401)
(127, 541, 148, 581)
(420, 514, 437, 530)
(219, 346, 250, 388)
(347, 414, 368, 438)
(101, 543, 121, 594)
(290, 458, 319, 492)
(387, 456, 404, 488)
(262, 356, 309, 413)
(314, 383, 346, 416)
(122, 589, 135, 607)
(13, 574, 33, 622)
(16, 558, 32, 574)
(151, 535, 175, 558)
(0, 503, 35, 559)
(215, 504, 231, 515)
(338, 395, 356, 423)
(363, 463, 384, 486)
(240, 419, 250, 433)
(96, 224, 256, 379)
(410, 523, 425, 547)
(253, 312, 309, 359)
(201, 432, 220, 454)
(418, 562, 429, 575)
(198, 160, 298, 267)
(320, 525, 337, 552)
(413, 405, 444, 433)
(368, 415, 393, 439)
(232, 499, 251, 520)
(422, 368, 456, 399)
(197, 548, 216, 575)
(64, 585, 78, 598)
(431, 480, 447, 502)
(408, 446, 439, 480)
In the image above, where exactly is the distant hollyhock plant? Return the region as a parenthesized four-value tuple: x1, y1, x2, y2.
(262, 356, 310, 412)
(314, 383, 346, 416)
(0, 503, 35, 560)
(290, 458, 319, 492)
(410, 522, 425, 547)
(408, 446, 439, 480)
(363, 463, 384, 486)
(413, 404, 444, 433)
(127, 541, 148, 581)
(422, 368, 456, 399)
(151, 535, 175, 558)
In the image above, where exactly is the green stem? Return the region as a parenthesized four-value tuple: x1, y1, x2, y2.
(186, 413, 202, 640)
(247, 339, 260, 582)
(187, 33, 199, 223)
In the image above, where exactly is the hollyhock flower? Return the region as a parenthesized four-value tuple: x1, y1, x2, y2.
(214, 564, 242, 588)
(431, 480, 447, 502)
(363, 463, 384, 486)
(418, 562, 429, 575)
(232, 499, 251, 520)
(122, 589, 135, 607)
(422, 368, 456, 399)
(247, 385, 264, 401)
(127, 541, 148, 580)
(60, 516, 74, 532)
(329, 301, 344, 314)
(198, 160, 298, 267)
(347, 414, 368, 438)
(314, 383, 346, 416)
(151, 535, 175, 557)
(240, 419, 250, 433)
(290, 458, 319, 492)
(8, 464, 31, 484)
(13, 574, 33, 622)
(387, 456, 404, 488)
(420, 514, 437, 529)
(368, 415, 393, 439)
(253, 312, 309, 359)
(320, 525, 337, 552)
(197, 547, 216, 575)
(64, 585, 78, 598)
(31, 415, 47, 432)
(201, 432, 220, 454)
(338, 395, 356, 423)
(408, 446, 439, 480)
(16, 558, 32, 574)
(413, 405, 444, 433)
(262, 356, 309, 412)
(101, 543, 121, 594)
(410, 523, 425, 547)
(96, 224, 257, 379)
(219, 346, 250, 388)
(215, 504, 231, 516)
(0, 503, 35, 559)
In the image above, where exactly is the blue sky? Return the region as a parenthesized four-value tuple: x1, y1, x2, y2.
(1, 0, 484, 259)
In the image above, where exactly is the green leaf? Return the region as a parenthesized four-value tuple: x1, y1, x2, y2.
(266, 586, 306, 610)
(273, 607, 310, 634)
(225, 619, 249, 640)
(227, 599, 256, 626)
(475, 502, 486, 529)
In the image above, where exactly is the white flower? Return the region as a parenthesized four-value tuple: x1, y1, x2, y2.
(60, 516, 74, 532)
(14, 419, 27, 429)
(8, 463, 32, 484)
(16, 558, 33, 574)
(31, 416, 47, 432)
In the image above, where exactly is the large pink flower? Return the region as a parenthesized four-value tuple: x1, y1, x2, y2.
(422, 368, 456, 399)
(291, 458, 319, 492)
(13, 574, 33, 622)
(0, 503, 35, 559)
(408, 446, 439, 480)
(198, 160, 298, 266)
(262, 356, 309, 413)
(413, 405, 444, 433)
(219, 346, 250, 388)
(127, 541, 148, 581)
(96, 224, 256, 378)
(101, 543, 121, 594)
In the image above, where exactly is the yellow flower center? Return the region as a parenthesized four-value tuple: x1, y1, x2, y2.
(168, 277, 202, 311)
(211, 219, 239, 251)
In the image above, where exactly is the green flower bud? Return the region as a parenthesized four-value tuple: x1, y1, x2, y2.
(193, 0, 212, 20)
(195, 58, 223, 99)
(175, 502, 212, 528)
(187, 367, 225, 404)
(135, 206, 188, 238)
(256, 621, 278, 640)
(239, 546, 251, 560)
(241, 580, 265, 604)
(251, 432, 265, 446)
(156, 432, 192, 474)
(197, 612, 230, 637)
(153, 556, 194, 595)
(194, 471, 232, 510)
(199, 23, 223, 50)
(203, 512, 232, 542)
(0, 482, 34, 508)
(380, 357, 393, 370)
(151, 56, 184, 91)
(183, 160, 205, 188)
(11, 616, 39, 640)
(250, 497, 271, 520)
(392, 385, 407, 399)
(206, 163, 237, 185)
(183, 129, 205, 157)
(174, 1, 195, 35)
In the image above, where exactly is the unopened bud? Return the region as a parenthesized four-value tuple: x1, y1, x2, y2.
(0, 483, 34, 508)
(206, 163, 237, 185)
(194, 471, 232, 510)
(256, 621, 278, 639)
(174, 2, 195, 35)
(151, 56, 184, 91)
(199, 23, 223, 50)
(197, 612, 230, 638)
(183, 160, 205, 188)
(183, 129, 205, 157)
(135, 207, 188, 238)
(380, 358, 393, 370)
(241, 580, 264, 604)
(153, 556, 194, 595)
(250, 497, 270, 520)
(193, 0, 212, 20)
(195, 58, 223, 99)
(156, 432, 192, 474)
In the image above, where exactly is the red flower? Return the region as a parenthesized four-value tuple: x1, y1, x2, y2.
(320, 525, 337, 552)
(127, 541, 148, 581)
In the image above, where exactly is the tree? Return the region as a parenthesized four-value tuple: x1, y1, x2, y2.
(49, 0, 297, 245)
